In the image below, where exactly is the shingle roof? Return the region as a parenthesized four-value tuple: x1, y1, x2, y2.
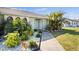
(0, 7, 48, 19)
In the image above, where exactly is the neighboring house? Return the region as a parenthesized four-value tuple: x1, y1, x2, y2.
(63, 18, 79, 27)
(0, 7, 49, 30)
(69, 20, 79, 27)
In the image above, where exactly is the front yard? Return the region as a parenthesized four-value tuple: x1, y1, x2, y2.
(0, 17, 42, 51)
(52, 27, 79, 51)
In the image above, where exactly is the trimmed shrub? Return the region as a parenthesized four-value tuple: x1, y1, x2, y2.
(4, 32, 20, 48)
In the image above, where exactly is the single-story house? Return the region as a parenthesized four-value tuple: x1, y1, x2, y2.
(63, 18, 79, 27)
(0, 7, 49, 30)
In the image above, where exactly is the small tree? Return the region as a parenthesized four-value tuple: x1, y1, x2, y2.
(48, 12, 64, 31)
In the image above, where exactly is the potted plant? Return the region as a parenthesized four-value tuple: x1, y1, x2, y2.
(21, 41, 29, 51)
(20, 31, 29, 50)
(29, 39, 38, 51)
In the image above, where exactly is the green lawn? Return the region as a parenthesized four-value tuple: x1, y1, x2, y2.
(52, 27, 79, 51)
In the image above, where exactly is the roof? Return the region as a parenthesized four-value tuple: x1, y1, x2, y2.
(0, 7, 48, 19)
(63, 18, 79, 22)
(70, 19, 79, 22)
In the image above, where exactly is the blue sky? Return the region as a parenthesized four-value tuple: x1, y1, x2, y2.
(14, 7, 79, 19)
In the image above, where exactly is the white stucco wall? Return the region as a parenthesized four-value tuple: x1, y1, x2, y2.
(64, 23, 70, 27)
(4, 15, 30, 23)
(39, 19, 43, 29)
(4, 15, 48, 30)
(34, 19, 49, 30)
(42, 19, 49, 30)
(64, 20, 79, 27)
(28, 17, 35, 29)
(28, 18, 49, 30)
(77, 21, 79, 26)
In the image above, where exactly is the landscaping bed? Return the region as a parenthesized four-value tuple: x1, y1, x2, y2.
(0, 17, 42, 51)
(0, 31, 42, 51)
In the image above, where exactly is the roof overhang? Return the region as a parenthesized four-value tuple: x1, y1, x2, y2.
(0, 7, 48, 19)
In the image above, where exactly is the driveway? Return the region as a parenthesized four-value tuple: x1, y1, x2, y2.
(41, 31, 65, 51)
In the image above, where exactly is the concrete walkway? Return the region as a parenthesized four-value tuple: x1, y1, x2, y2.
(41, 32, 65, 51)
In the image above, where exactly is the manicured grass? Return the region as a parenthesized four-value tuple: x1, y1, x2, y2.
(52, 27, 79, 51)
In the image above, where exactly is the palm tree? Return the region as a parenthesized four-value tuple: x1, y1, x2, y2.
(48, 12, 63, 20)
(48, 11, 64, 31)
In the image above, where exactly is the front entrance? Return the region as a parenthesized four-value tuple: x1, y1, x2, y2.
(35, 19, 43, 30)
(34, 19, 48, 30)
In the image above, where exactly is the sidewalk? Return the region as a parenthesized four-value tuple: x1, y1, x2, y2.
(40, 32, 65, 51)
(41, 38, 65, 51)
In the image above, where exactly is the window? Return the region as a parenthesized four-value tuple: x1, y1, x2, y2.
(23, 18, 27, 22)
(7, 16, 13, 23)
(15, 17, 21, 20)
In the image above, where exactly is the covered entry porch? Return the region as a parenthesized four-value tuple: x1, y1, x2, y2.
(34, 19, 49, 30)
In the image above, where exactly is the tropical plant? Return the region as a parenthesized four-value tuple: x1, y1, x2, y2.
(4, 32, 20, 48)
(23, 18, 33, 36)
(5, 22, 14, 34)
(13, 17, 33, 36)
(13, 17, 25, 35)
(4, 16, 14, 34)
(21, 31, 28, 41)
(48, 11, 64, 31)
(29, 39, 38, 48)
(4, 16, 33, 43)
(0, 14, 5, 35)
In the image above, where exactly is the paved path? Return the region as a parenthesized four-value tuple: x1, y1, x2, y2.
(41, 32, 65, 51)
(41, 32, 53, 41)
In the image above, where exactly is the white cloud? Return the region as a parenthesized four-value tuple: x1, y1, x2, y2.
(11, 8, 17, 9)
(64, 13, 79, 19)
(35, 8, 48, 11)
(33, 8, 50, 15)
(11, 7, 27, 11)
